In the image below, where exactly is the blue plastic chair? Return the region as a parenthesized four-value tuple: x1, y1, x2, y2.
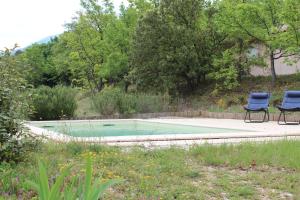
(244, 92, 270, 123)
(277, 91, 300, 125)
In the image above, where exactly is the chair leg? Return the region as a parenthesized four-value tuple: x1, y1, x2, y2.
(266, 110, 270, 122)
(248, 111, 251, 122)
(244, 110, 268, 123)
(278, 111, 283, 125)
(263, 110, 267, 122)
(244, 111, 249, 122)
(244, 111, 253, 123)
(278, 111, 299, 125)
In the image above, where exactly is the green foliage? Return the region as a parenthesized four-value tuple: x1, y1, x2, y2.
(280, 0, 300, 63)
(17, 0, 300, 95)
(92, 87, 170, 115)
(2, 141, 300, 198)
(120, 93, 170, 114)
(0, 48, 37, 163)
(58, 0, 147, 92)
(32, 86, 77, 120)
(91, 87, 122, 115)
(131, 0, 225, 93)
(19, 38, 75, 87)
(216, 95, 245, 109)
(212, 50, 239, 92)
(27, 154, 120, 200)
(218, 0, 300, 84)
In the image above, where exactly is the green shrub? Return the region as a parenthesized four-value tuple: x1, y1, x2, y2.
(133, 93, 170, 113)
(119, 93, 170, 114)
(92, 87, 170, 115)
(0, 48, 37, 163)
(119, 94, 137, 114)
(212, 50, 240, 92)
(32, 85, 77, 120)
(91, 87, 122, 115)
(216, 95, 244, 109)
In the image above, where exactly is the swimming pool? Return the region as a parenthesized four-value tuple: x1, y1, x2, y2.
(29, 120, 248, 137)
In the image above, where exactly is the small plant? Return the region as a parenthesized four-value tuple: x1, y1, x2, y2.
(27, 154, 120, 200)
(216, 98, 227, 109)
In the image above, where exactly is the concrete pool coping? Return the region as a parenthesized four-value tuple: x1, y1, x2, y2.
(26, 118, 300, 147)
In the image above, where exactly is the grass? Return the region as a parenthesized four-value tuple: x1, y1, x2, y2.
(1, 140, 300, 199)
(75, 94, 99, 118)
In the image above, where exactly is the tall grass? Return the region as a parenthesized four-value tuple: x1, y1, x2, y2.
(190, 140, 300, 169)
(91, 87, 170, 115)
(32, 85, 77, 120)
(1, 140, 300, 199)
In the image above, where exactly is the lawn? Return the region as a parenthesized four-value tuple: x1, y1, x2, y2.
(1, 140, 299, 199)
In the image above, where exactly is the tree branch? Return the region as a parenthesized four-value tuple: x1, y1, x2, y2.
(274, 52, 297, 60)
(254, 10, 271, 35)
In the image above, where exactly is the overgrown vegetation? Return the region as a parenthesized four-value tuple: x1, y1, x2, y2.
(0, 47, 37, 163)
(70, 74, 300, 117)
(32, 86, 77, 120)
(1, 140, 299, 199)
(6, 0, 297, 118)
(1, 0, 300, 197)
(91, 87, 170, 115)
(16, 0, 300, 95)
(26, 154, 120, 200)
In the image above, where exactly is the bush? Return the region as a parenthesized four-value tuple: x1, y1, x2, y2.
(212, 50, 240, 92)
(92, 87, 170, 115)
(216, 95, 245, 109)
(122, 93, 170, 114)
(91, 87, 122, 115)
(32, 85, 77, 120)
(0, 48, 37, 163)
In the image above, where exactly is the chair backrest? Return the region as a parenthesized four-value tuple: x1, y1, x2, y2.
(282, 91, 300, 108)
(247, 92, 270, 109)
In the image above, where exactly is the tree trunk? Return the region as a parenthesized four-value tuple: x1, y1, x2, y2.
(270, 52, 277, 87)
(124, 81, 130, 92)
(237, 38, 244, 82)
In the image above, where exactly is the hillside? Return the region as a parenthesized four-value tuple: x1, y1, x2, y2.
(75, 74, 300, 118)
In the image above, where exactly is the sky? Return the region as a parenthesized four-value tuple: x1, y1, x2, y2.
(0, 0, 127, 49)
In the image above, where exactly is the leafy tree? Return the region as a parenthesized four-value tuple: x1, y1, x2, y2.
(0, 46, 36, 163)
(281, 0, 300, 59)
(211, 50, 240, 92)
(20, 38, 74, 87)
(20, 41, 56, 87)
(218, 0, 300, 86)
(63, 13, 108, 92)
(130, 9, 165, 91)
(61, 0, 146, 92)
(131, 0, 228, 94)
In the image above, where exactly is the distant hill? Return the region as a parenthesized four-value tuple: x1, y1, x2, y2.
(34, 35, 58, 45)
(13, 35, 58, 54)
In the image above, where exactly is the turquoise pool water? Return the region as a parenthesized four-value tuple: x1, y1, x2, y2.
(29, 120, 247, 137)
